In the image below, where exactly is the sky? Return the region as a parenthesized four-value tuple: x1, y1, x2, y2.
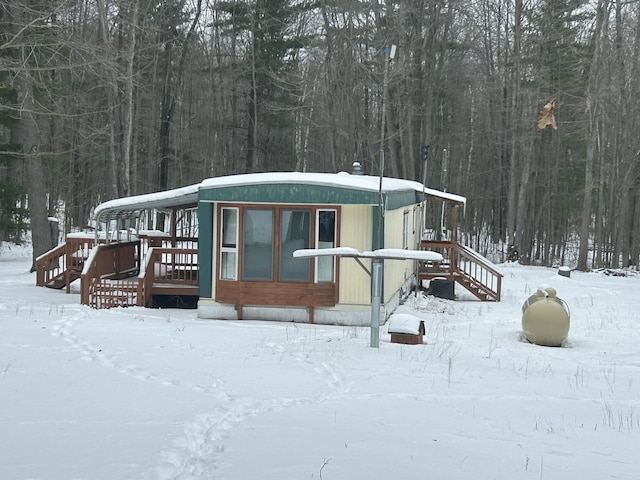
(1, 240, 640, 480)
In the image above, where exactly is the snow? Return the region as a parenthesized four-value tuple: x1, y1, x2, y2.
(202, 172, 466, 205)
(293, 247, 443, 262)
(364, 248, 443, 262)
(387, 313, 424, 335)
(2, 242, 640, 479)
(293, 247, 362, 258)
(200, 171, 426, 194)
(93, 184, 199, 221)
(93, 172, 466, 225)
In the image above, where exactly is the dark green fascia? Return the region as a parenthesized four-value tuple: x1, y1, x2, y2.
(197, 201, 213, 298)
(198, 183, 420, 210)
(385, 190, 422, 210)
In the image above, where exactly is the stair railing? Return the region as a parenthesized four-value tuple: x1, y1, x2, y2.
(35, 244, 67, 287)
(453, 243, 503, 301)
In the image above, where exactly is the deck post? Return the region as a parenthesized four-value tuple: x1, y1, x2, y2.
(370, 261, 382, 348)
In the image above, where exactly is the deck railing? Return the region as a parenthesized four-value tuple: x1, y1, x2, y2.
(139, 247, 199, 307)
(81, 240, 141, 308)
(36, 231, 199, 308)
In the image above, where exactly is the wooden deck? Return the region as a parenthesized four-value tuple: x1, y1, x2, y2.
(36, 234, 199, 309)
(36, 235, 501, 310)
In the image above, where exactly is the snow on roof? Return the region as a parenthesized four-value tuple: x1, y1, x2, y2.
(423, 187, 466, 206)
(93, 172, 466, 222)
(200, 172, 466, 205)
(201, 171, 420, 193)
(293, 247, 443, 262)
(93, 184, 199, 221)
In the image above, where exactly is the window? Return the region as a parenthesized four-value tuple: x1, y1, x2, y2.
(242, 209, 274, 280)
(220, 208, 238, 280)
(402, 210, 410, 249)
(316, 210, 336, 282)
(218, 205, 338, 284)
(279, 210, 311, 282)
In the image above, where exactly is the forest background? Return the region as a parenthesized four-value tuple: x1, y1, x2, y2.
(1, 0, 639, 271)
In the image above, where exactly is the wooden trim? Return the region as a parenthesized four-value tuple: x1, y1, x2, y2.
(217, 280, 337, 308)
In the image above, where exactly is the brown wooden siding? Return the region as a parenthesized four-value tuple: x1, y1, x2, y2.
(216, 280, 337, 307)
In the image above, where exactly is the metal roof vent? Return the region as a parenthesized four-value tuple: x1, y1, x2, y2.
(351, 161, 363, 175)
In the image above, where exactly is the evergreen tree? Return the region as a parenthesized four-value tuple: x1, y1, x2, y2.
(214, 0, 309, 172)
(0, 7, 28, 242)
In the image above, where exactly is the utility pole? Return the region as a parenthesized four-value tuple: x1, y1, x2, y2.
(372, 44, 396, 348)
(415, 145, 429, 296)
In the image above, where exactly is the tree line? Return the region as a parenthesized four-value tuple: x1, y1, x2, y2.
(1, 0, 639, 271)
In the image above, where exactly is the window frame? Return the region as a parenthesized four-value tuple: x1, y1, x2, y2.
(315, 209, 337, 283)
(402, 210, 410, 249)
(219, 207, 239, 280)
(216, 203, 340, 285)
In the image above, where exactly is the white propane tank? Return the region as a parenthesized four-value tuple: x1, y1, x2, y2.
(521, 287, 570, 347)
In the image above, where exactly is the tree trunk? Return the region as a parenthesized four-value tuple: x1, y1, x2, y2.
(120, 0, 140, 198)
(578, 0, 607, 271)
(506, 0, 523, 250)
(96, 0, 120, 199)
(17, 71, 52, 270)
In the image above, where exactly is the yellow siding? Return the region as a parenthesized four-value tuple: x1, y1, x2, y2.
(208, 203, 419, 309)
(339, 205, 373, 305)
(383, 206, 418, 302)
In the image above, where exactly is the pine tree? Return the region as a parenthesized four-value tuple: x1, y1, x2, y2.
(0, 8, 28, 243)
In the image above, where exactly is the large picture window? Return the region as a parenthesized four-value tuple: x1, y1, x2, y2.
(217, 204, 338, 284)
(242, 209, 274, 280)
(279, 209, 311, 281)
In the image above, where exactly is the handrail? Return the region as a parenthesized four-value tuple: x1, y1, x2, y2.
(453, 243, 503, 301)
(36, 236, 103, 290)
(454, 243, 503, 278)
(420, 240, 503, 301)
(35, 243, 67, 287)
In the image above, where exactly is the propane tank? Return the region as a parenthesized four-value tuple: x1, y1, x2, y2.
(521, 287, 570, 347)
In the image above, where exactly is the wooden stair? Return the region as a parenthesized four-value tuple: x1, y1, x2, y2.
(420, 240, 502, 302)
(454, 271, 497, 302)
(46, 272, 68, 290)
(36, 236, 97, 292)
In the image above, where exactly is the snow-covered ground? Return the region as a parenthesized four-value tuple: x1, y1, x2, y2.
(2, 242, 640, 480)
